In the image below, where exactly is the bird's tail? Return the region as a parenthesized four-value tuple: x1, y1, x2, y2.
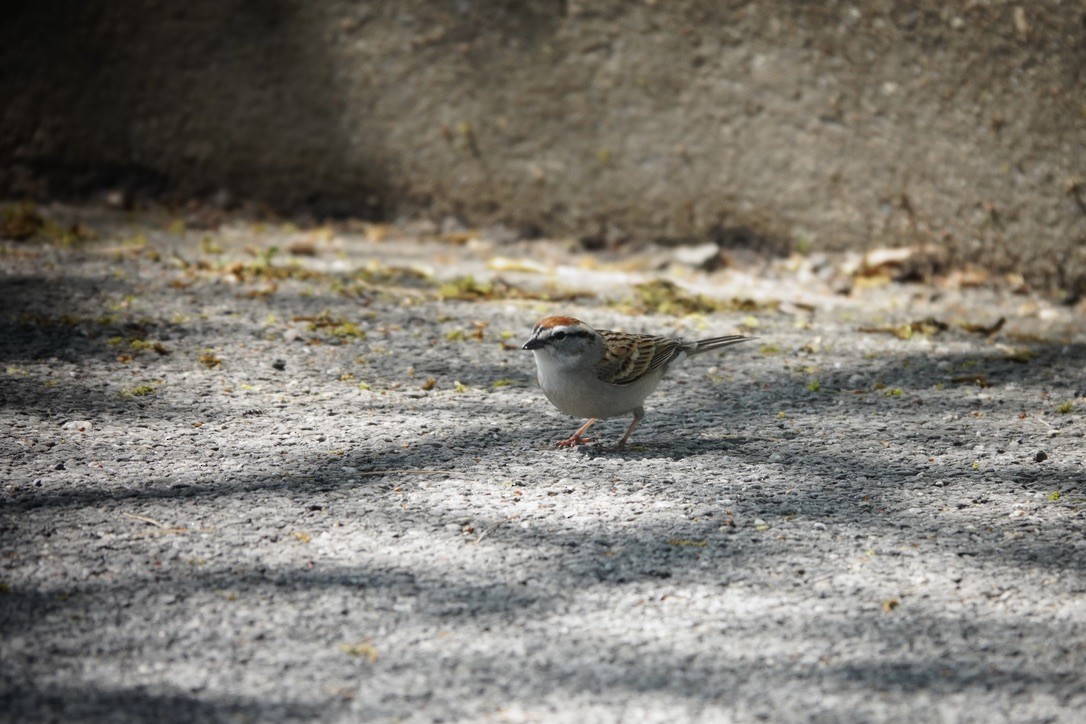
(690, 335, 755, 355)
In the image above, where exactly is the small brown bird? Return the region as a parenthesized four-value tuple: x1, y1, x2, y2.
(522, 316, 753, 448)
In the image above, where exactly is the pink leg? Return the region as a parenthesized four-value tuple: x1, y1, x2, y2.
(612, 411, 644, 450)
(556, 418, 598, 448)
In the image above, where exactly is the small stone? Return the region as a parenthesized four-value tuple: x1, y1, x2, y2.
(401, 218, 438, 237)
(481, 223, 517, 244)
(673, 242, 723, 271)
(103, 189, 130, 209)
(440, 215, 467, 235)
(1034, 450, 1048, 462)
(272, 359, 287, 371)
(62, 420, 92, 432)
(517, 222, 544, 240)
(211, 188, 236, 210)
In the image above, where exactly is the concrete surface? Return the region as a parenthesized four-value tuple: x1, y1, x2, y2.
(1, 204, 1085, 722)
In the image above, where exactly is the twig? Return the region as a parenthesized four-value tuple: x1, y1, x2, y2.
(473, 517, 512, 544)
(120, 511, 166, 528)
(1033, 415, 1055, 431)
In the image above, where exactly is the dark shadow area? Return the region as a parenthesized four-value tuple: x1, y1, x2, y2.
(2, 396, 1082, 576)
(2, 509, 1081, 718)
(0, 682, 325, 723)
(0, 1, 388, 217)
(0, 270, 198, 361)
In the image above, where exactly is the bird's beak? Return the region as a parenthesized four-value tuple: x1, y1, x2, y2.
(522, 337, 544, 350)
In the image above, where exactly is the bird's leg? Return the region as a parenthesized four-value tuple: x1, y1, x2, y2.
(612, 409, 644, 449)
(555, 418, 598, 447)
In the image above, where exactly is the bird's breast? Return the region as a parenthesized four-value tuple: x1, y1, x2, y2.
(535, 355, 665, 419)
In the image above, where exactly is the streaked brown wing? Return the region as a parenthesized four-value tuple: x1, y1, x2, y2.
(597, 331, 683, 385)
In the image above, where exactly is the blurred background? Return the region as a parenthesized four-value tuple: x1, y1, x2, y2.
(2, 0, 1084, 298)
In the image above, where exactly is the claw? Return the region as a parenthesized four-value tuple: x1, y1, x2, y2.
(555, 434, 596, 448)
(555, 418, 599, 449)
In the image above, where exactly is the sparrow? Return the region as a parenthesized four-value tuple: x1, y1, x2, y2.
(522, 315, 753, 448)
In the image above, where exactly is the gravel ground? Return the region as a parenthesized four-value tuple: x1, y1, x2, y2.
(2, 205, 1085, 722)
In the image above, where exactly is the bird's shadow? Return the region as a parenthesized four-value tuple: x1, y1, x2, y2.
(564, 431, 775, 459)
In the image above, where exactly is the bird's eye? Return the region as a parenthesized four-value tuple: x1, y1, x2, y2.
(553, 331, 566, 341)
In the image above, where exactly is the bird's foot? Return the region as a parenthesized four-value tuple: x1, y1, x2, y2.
(555, 434, 596, 448)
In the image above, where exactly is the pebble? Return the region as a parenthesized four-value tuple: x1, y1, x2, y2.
(672, 243, 722, 270)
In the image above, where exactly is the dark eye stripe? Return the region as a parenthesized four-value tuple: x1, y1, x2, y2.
(534, 327, 592, 344)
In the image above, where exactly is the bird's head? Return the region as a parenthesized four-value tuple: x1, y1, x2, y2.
(521, 316, 600, 360)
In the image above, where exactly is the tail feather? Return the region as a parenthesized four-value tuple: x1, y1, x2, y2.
(691, 335, 755, 354)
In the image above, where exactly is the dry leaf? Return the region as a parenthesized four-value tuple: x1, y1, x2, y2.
(958, 316, 1005, 336)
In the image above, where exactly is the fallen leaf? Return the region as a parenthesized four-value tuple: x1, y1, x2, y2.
(341, 641, 378, 663)
(958, 316, 1005, 336)
(858, 317, 948, 339)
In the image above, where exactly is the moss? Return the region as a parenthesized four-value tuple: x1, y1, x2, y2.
(438, 275, 494, 300)
(198, 352, 222, 369)
(120, 384, 157, 397)
(627, 280, 780, 317)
